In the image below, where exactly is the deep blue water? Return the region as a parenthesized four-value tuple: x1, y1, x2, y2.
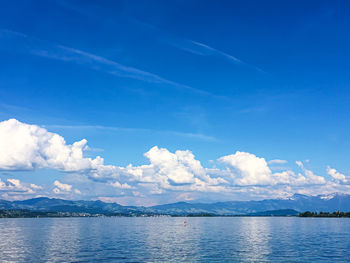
(0, 217, 349, 262)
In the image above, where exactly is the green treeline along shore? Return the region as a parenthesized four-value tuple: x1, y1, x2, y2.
(1, 209, 350, 218)
(299, 211, 350, 217)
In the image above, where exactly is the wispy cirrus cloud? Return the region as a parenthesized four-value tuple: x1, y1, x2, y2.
(169, 38, 242, 62)
(0, 29, 216, 97)
(130, 18, 266, 73)
(45, 124, 217, 142)
(168, 38, 266, 73)
(268, 159, 288, 165)
(44, 1, 266, 75)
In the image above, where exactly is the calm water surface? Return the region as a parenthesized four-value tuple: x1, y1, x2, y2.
(0, 217, 349, 262)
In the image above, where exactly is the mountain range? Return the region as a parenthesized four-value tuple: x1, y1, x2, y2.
(1, 193, 350, 216)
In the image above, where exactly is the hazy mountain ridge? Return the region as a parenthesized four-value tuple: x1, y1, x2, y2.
(150, 193, 350, 215)
(1, 193, 350, 216)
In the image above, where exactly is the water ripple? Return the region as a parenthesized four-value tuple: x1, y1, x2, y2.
(0, 217, 349, 262)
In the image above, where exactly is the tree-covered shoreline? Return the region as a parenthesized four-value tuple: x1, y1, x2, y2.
(299, 211, 350, 217)
(0, 209, 162, 218)
(4, 209, 350, 218)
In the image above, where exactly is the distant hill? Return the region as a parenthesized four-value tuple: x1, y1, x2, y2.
(150, 193, 350, 215)
(1, 193, 350, 217)
(0, 197, 153, 216)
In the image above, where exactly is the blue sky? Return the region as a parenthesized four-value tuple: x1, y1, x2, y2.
(1, 0, 350, 205)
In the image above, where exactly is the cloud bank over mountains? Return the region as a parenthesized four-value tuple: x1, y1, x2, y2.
(0, 119, 349, 204)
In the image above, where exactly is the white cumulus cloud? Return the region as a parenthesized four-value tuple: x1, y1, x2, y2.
(2, 118, 346, 203)
(219, 151, 273, 185)
(0, 119, 103, 171)
(296, 161, 326, 184)
(110, 181, 133, 189)
(53, 180, 72, 192)
(0, 178, 42, 194)
(327, 166, 348, 183)
(53, 180, 81, 195)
